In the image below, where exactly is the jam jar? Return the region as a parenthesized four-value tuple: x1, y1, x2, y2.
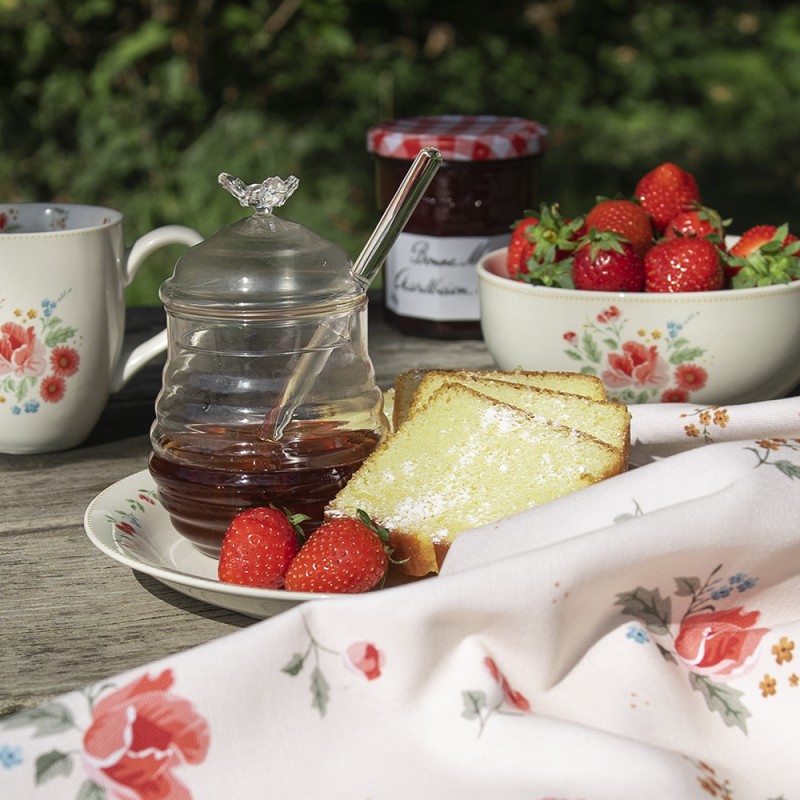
(367, 115, 548, 339)
(148, 174, 388, 557)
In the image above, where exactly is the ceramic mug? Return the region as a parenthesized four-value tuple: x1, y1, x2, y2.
(0, 203, 202, 454)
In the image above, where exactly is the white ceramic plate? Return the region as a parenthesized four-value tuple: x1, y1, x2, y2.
(83, 469, 343, 618)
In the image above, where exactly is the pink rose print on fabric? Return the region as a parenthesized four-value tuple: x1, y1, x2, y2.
(484, 656, 530, 711)
(674, 608, 768, 681)
(344, 641, 384, 680)
(602, 340, 668, 390)
(283, 621, 384, 717)
(462, 655, 531, 735)
(618, 563, 767, 732)
(82, 669, 210, 800)
(0, 322, 47, 377)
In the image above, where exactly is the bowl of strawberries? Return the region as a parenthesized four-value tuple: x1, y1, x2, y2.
(477, 162, 800, 405)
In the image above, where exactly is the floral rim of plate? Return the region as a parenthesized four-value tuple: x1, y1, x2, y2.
(83, 469, 340, 604)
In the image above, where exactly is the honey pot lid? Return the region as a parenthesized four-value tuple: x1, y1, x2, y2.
(160, 173, 359, 314)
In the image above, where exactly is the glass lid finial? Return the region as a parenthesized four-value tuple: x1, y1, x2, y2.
(218, 172, 299, 215)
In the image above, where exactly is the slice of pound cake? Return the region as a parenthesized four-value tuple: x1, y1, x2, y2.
(391, 368, 607, 431)
(408, 372, 630, 459)
(326, 383, 627, 576)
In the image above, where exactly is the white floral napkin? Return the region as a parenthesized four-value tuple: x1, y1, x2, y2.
(3, 398, 800, 800)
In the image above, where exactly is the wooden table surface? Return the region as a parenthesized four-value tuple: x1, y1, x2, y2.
(0, 303, 494, 718)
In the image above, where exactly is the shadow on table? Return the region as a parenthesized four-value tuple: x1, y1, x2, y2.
(134, 572, 258, 629)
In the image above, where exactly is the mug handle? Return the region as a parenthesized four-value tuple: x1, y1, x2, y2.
(111, 225, 203, 392)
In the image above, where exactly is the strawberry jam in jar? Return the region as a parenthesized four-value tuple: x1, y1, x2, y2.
(367, 115, 548, 339)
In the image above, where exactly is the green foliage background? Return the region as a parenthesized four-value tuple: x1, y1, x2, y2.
(2, 0, 799, 304)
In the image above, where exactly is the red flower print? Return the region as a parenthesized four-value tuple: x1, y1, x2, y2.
(602, 341, 668, 390)
(82, 669, 210, 800)
(0, 322, 47, 377)
(50, 345, 80, 377)
(596, 305, 621, 324)
(344, 641, 384, 680)
(563, 331, 577, 343)
(675, 608, 769, 681)
(661, 387, 689, 403)
(674, 363, 708, 392)
(40, 374, 65, 403)
(116, 522, 137, 535)
(484, 656, 530, 711)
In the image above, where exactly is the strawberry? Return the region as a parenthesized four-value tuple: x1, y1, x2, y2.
(584, 198, 653, 255)
(634, 162, 701, 233)
(572, 230, 645, 292)
(284, 511, 393, 594)
(728, 223, 800, 288)
(218, 507, 306, 589)
(729, 224, 799, 258)
(644, 236, 724, 292)
(506, 214, 538, 278)
(515, 202, 584, 288)
(663, 204, 728, 243)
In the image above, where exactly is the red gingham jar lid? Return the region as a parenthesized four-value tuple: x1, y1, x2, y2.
(366, 115, 548, 161)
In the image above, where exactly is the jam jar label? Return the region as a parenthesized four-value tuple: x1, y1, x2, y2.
(385, 232, 508, 321)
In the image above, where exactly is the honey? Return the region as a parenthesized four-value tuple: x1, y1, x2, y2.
(149, 422, 380, 557)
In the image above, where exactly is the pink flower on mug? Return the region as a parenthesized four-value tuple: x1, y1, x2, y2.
(674, 607, 769, 681)
(602, 340, 668, 389)
(40, 374, 65, 403)
(0, 322, 47, 377)
(344, 641, 384, 680)
(82, 668, 210, 800)
(50, 345, 80, 377)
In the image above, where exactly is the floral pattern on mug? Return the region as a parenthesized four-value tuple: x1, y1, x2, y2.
(0, 293, 80, 414)
(0, 205, 70, 233)
(0, 207, 21, 233)
(563, 305, 710, 403)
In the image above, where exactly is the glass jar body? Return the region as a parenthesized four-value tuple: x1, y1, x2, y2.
(149, 299, 387, 556)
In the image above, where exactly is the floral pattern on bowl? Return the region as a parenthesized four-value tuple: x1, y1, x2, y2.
(562, 304, 711, 404)
(0, 292, 81, 416)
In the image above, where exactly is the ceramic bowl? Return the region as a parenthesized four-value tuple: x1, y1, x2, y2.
(477, 246, 800, 405)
